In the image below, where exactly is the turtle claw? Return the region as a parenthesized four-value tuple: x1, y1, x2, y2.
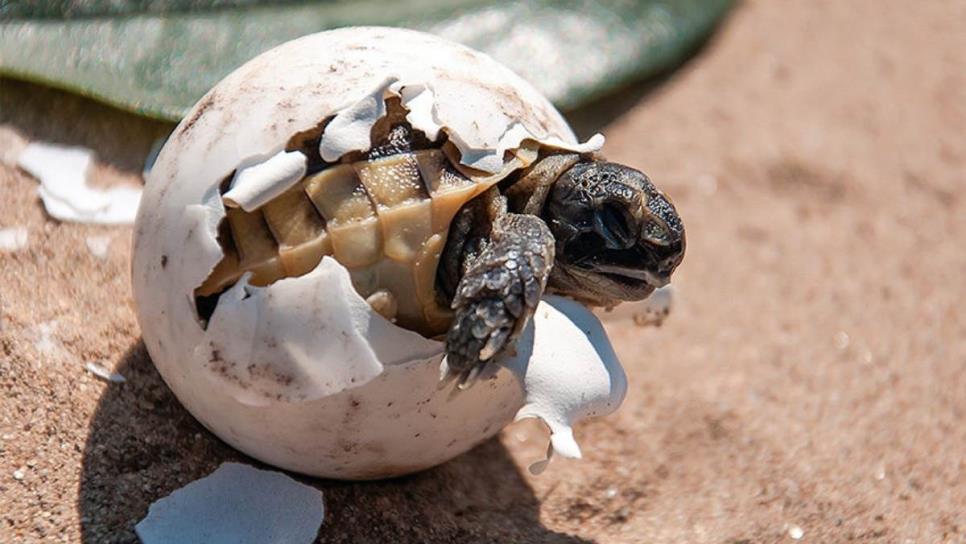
(437, 358, 486, 390)
(457, 364, 484, 390)
(437, 357, 465, 388)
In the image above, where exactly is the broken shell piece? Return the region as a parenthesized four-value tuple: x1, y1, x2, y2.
(135, 463, 324, 544)
(198, 259, 441, 406)
(502, 296, 627, 474)
(18, 142, 140, 225)
(132, 27, 625, 479)
(222, 150, 308, 211)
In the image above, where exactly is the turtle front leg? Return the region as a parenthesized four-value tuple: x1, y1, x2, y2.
(443, 210, 555, 386)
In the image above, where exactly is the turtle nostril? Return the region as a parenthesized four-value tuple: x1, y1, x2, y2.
(658, 249, 684, 277)
(641, 219, 672, 246)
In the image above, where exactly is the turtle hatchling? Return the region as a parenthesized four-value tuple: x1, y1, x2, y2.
(192, 33, 685, 386)
(133, 27, 684, 478)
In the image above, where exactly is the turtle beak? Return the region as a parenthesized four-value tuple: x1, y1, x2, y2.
(644, 269, 671, 288)
(587, 263, 670, 288)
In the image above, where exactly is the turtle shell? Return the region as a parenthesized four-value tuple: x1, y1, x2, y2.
(197, 132, 539, 337)
(176, 27, 604, 338)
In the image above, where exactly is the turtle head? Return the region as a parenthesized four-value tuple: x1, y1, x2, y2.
(544, 161, 685, 306)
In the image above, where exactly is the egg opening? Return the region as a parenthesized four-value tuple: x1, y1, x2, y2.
(191, 86, 597, 339)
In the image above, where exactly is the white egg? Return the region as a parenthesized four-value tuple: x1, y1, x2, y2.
(132, 27, 626, 479)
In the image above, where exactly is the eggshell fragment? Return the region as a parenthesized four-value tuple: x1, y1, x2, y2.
(502, 296, 627, 474)
(18, 142, 141, 225)
(135, 463, 324, 544)
(133, 27, 627, 479)
(319, 77, 393, 162)
(222, 150, 308, 211)
(198, 258, 441, 406)
(317, 76, 604, 173)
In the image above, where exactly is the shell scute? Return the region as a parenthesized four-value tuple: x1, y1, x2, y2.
(304, 164, 384, 268)
(328, 219, 383, 269)
(414, 240, 454, 333)
(355, 154, 427, 209)
(415, 149, 479, 233)
(225, 207, 285, 286)
(305, 164, 375, 224)
(198, 134, 556, 335)
(378, 199, 434, 263)
(261, 186, 326, 250)
(262, 186, 332, 278)
(201, 142, 492, 335)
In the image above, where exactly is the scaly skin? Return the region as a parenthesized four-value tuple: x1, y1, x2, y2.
(441, 157, 685, 382)
(440, 188, 555, 379)
(445, 212, 555, 376)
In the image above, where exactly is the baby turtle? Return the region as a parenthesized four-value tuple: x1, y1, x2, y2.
(197, 100, 684, 383)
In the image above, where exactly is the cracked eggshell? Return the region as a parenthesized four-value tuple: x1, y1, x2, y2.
(132, 27, 623, 479)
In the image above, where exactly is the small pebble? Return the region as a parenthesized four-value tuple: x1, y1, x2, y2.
(85, 235, 112, 260)
(834, 331, 850, 350)
(788, 524, 804, 540)
(612, 506, 630, 522)
(0, 226, 28, 252)
(632, 285, 674, 327)
(13, 469, 24, 481)
(84, 361, 126, 383)
(604, 486, 619, 499)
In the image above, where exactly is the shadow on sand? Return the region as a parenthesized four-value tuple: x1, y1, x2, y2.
(78, 340, 593, 543)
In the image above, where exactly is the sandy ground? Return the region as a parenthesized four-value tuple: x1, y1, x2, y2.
(2, 1, 964, 542)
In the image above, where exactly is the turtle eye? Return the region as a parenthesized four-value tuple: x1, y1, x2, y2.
(594, 202, 635, 249)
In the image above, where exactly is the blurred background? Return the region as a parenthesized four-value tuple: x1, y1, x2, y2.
(0, 0, 731, 118)
(1, 1, 963, 543)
